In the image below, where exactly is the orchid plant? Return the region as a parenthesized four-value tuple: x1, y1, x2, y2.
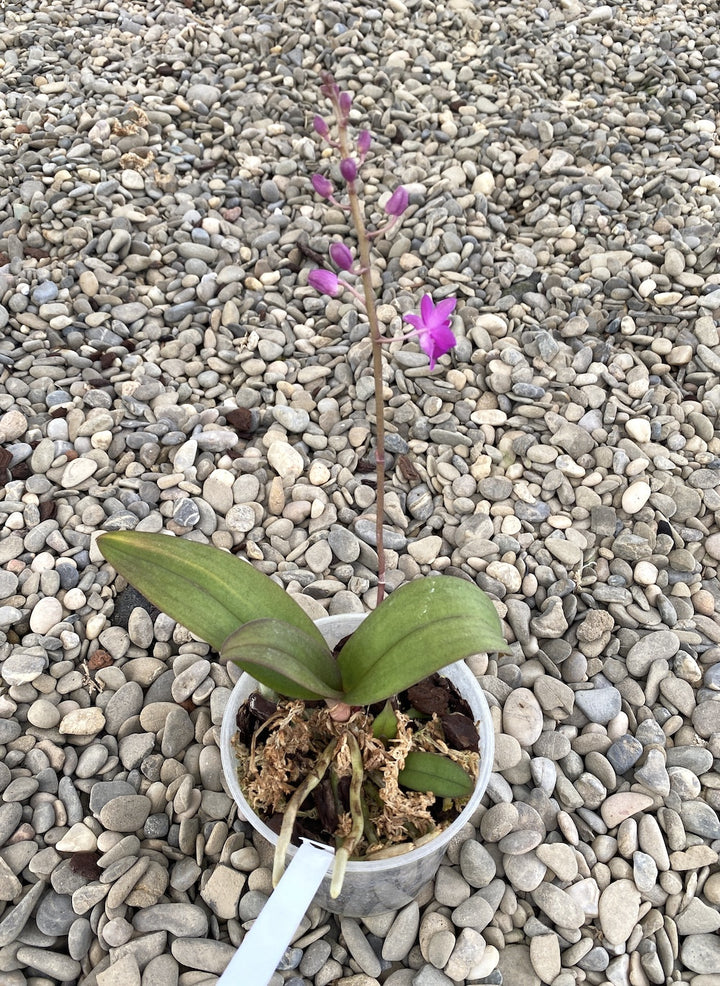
(97, 73, 505, 896)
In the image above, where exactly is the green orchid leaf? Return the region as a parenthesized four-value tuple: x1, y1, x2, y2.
(372, 700, 398, 741)
(97, 531, 324, 652)
(398, 751, 474, 798)
(337, 576, 507, 705)
(222, 619, 344, 701)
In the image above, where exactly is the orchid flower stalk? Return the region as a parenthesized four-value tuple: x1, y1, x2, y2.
(311, 73, 457, 605)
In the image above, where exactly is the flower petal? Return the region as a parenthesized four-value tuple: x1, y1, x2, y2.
(419, 294, 434, 323)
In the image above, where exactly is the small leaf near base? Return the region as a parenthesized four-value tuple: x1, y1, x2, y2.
(398, 751, 474, 798)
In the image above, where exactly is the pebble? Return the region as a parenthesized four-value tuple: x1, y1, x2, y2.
(98, 796, 151, 833)
(681, 936, 720, 975)
(502, 688, 544, 746)
(531, 883, 585, 929)
(383, 903, 420, 962)
(574, 685, 621, 723)
(28, 597, 63, 634)
(598, 880, 640, 945)
(601, 793, 654, 828)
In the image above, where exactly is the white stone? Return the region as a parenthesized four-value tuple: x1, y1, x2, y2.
(535, 844, 578, 882)
(486, 561, 522, 593)
(59, 708, 106, 736)
(633, 561, 659, 586)
(120, 169, 144, 191)
(503, 688, 544, 747)
(621, 481, 651, 514)
(530, 933, 561, 983)
(203, 469, 234, 514)
(408, 536, 442, 565)
(598, 879, 640, 945)
(60, 457, 98, 489)
(566, 878, 600, 918)
(56, 822, 98, 852)
(267, 441, 304, 481)
(29, 597, 63, 634)
(625, 419, 651, 443)
(0, 409, 28, 442)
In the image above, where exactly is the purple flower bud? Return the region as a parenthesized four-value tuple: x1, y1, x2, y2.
(329, 242, 353, 271)
(313, 115, 329, 138)
(338, 91, 352, 118)
(320, 73, 340, 100)
(340, 158, 357, 183)
(385, 186, 409, 217)
(311, 174, 333, 198)
(308, 269, 340, 296)
(357, 129, 372, 158)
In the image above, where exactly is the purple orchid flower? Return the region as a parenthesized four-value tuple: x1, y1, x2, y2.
(308, 269, 340, 296)
(385, 186, 409, 217)
(312, 174, 333, 198)
(357, 129, 371, 159)
(329, 242, 353, 271)
(340, 158, 357, 183)
(338, 91, 352, 119)
(403, 295, 457, 370)
(313, 116, 329, 138)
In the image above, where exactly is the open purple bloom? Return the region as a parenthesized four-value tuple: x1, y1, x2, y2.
(340, 158, 357, 183)
(385, 186, 409, 217)
(329, 242, 354, 271)
(311, 174, 333, 198)
(403, 295, 457, 370)
(308, 269, 341, 296)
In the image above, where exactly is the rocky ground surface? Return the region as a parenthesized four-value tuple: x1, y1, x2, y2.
(1, 0, 720, 984)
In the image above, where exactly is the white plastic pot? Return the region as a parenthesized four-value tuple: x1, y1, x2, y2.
(220, 613, 495, 917)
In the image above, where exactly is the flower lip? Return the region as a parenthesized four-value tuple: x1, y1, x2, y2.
(403, 295, 457, 370)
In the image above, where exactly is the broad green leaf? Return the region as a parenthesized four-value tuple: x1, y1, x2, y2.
(372, 700, 398, 740)
(98, 531, 324, 652)
(398, 751, 474, 798)
(222, 619, 343, 700)
(337, 576, 507, 705)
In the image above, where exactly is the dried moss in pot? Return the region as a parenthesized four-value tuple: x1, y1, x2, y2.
(233, 670, 481, 866)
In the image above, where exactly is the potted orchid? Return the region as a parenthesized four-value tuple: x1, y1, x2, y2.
(97, 74, 506, 905)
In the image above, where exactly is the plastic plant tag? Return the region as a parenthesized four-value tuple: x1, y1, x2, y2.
(217, 839, 335, 986)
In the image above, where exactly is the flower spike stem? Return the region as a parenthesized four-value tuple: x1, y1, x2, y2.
(333, 118, 388, 604)
(273, 737, 338, 887)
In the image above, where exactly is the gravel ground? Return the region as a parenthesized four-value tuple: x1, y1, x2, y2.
(1, 0, 720, 984)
